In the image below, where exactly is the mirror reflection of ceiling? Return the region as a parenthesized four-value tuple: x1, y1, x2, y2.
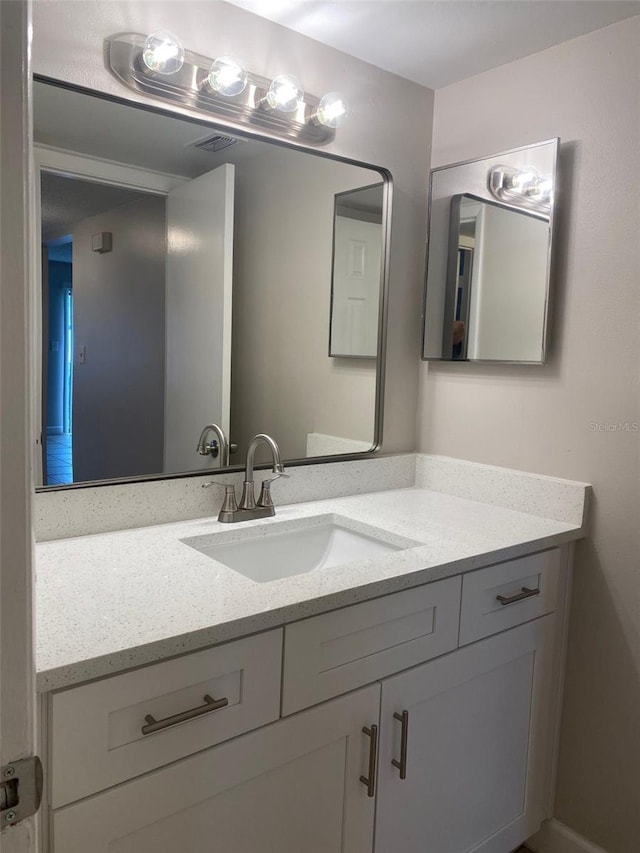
(40, 173, 153, 242)
(226, 1, 640, 88)
(34, 83, 267, 179)
(337, 185, 383, 217)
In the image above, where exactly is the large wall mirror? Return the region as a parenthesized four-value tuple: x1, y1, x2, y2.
(422, 138, 558, 363)
(34, 79, 389, 489)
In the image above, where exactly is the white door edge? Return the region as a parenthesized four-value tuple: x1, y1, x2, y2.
(1, 1, 38, 851)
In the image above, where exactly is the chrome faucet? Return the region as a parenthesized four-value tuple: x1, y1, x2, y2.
(239, 434, 289, 512)
(202, 433, 289, 523)
(196, 423, 230, 467)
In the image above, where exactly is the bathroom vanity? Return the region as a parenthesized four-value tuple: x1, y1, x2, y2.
(35, 456, 590, 853)
(30, 67, 576, 853)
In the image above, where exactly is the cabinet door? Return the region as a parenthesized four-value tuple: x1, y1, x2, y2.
(53, 684, 380, 853)
(376, 616, 555, 853)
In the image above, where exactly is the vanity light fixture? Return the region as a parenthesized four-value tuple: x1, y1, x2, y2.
(105, 32, 346, 144)
(142, 31, 185, 75)
(488, 164, 553, 214)
(315, 92, 349, 128)
(265, 74, 304, 113)
(208, 55, 248, 97)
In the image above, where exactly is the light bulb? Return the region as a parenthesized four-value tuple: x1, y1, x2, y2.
(532, 176, 553, 200)
(316, 92, 348, 128)
(142, 31, 184, 75)
(510, 167, 539, 194)
(266, 74, 303, 113)
(208, 56, 248, 97)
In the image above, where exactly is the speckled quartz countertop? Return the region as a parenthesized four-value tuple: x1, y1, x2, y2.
(36, 461, 590, 692)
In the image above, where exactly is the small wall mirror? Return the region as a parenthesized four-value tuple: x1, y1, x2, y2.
(422, 138, 559, 363)
(34, 79, 389, 489)
(329, 183, 384, 358)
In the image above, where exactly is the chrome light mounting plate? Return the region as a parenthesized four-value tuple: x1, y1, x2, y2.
(104, 33, 336, 146)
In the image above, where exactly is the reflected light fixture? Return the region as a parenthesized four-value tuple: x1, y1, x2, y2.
(142, 31, 184, 75)
(488, 164, 553, 214)
(208, 55, 248, 97)
(105, 32, 347, 145)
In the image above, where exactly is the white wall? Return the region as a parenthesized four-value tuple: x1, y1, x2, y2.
(72, 196, 166, 481)
(31, 0, 434, 459)
(418, 18, 640, 853)
(231, 146, 377, 460)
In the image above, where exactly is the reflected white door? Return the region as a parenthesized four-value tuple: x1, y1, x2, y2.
(331, 215, 382, 357)
(164, 164, 234, 472)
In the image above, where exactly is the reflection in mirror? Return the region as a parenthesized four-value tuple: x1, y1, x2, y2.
(329, 183, 383, 358)
(34, 80, 387, 488)
(447, 194, 550, 361)
(423, 138, 558, 363)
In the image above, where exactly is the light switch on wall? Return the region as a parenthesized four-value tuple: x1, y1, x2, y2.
(78, 346, 86, 365)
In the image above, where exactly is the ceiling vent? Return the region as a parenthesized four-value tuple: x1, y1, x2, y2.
(191, 133, 240, 153)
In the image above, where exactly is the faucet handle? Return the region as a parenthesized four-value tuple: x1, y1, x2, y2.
(262, 468, 290, 485)
(257, 471, 289, 508)
(202, 482, 239, 515)
(197, 439, 219, 457)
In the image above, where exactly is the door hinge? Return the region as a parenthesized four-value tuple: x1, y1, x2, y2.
(0, 756, 43, 828)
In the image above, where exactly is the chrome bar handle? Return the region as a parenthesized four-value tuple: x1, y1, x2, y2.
(360, 724, 378, 798)
(391, 710, 409, 779)
(141, 694, 228, 735)
(496, 586, 541, 606)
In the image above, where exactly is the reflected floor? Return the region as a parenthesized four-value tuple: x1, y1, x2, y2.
(47, 433, 73, 485)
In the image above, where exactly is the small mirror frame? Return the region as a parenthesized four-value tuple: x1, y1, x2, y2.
(422, 138, 559, 364)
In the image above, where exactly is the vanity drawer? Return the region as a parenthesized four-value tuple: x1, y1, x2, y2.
(50, 629, 282, 808)
(459, 549, 562, 646)
(282, 576, 461, 715)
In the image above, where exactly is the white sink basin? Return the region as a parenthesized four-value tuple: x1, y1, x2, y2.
(181, 514, 419, 583)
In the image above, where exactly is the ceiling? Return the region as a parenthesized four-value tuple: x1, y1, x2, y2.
(40, 172, 154, 243)
(226, 0, 640, 89)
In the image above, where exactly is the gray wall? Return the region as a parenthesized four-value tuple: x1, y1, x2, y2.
(418, 18, 640, 853)
(231, 146, 378, 460)
(32, 0, 434, 461)
(72, 196, 166, 482)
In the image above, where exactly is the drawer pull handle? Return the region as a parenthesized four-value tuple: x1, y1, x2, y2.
(496, 586, 541, 606)
(391, 710, 409, 779)
(360, 724, 378, 798)
(141, 694, 229, 735)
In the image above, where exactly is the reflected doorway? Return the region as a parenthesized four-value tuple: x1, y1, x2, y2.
(43, 238, 74, 485)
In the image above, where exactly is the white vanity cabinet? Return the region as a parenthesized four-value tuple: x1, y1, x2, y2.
(43, 546, 569, 853)
(52, 685, 380, 853)
(375, 615, 556, 853)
